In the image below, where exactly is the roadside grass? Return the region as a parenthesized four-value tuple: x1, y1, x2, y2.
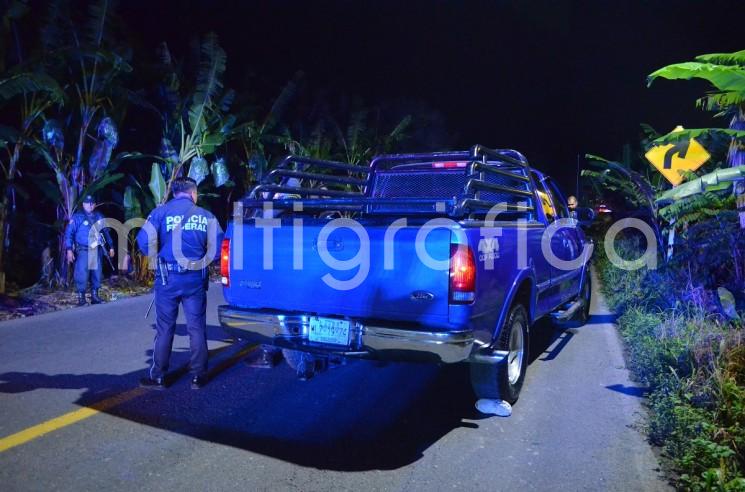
(0, 276, 151, 321)
(595, 237, 745, 491)
(0, 265, 222, 322)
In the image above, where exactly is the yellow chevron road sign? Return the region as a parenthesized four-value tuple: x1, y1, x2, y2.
(645, 138, 711, 186)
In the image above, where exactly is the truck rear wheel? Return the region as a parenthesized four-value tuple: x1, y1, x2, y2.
(470, 303, 529, 404)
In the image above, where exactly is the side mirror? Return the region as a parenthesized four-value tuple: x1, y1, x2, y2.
(574, 207, 595, 222)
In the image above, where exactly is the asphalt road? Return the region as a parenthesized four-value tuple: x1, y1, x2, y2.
(0, 272, 670, 491)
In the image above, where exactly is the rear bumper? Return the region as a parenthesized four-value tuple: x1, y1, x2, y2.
(218, 305, 475, 364)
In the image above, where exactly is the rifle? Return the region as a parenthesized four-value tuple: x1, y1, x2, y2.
(145, 295, 155, 318)
(97, 231, 117, 272)
(145, 258, 168, 318)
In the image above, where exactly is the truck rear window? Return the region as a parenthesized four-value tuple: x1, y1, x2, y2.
(371, 170, 466, 199)
(371, 165, 531, 205)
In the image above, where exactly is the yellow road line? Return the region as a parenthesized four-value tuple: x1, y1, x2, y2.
(0, 343, 257, 453)
(0, 387, 146, 453)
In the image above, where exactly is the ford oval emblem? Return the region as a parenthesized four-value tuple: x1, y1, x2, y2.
(239, 280, 262, 289)
(411, 290, 435, 301)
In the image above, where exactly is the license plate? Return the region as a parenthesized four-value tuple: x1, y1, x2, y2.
(308, 317, 351, 346)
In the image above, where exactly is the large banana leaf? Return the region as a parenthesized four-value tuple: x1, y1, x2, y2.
(220, 114, 237, 135)
(695, 50, 745, 67)
(263, 72, 302, 131)
(77, 172, 124, 206)
(0, 72, 64, 103)
(123, 186, 142, 221)
(86, 0, 111, 48)
(218, 89, 235, 113)
(148, 163, 167, 203)
(656, 166, 745, 202)
(584, 157, 657, 206)
(40, 0, 65, 53)
(51, 47, 133, 73)
(127, 175, 156, 214)
(651, 128, 745, 145)
(648, 62, 745, 93)
(188, 33, 226, 136)
(199, 132, 224, 155)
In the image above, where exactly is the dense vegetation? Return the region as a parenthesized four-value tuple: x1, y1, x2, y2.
(0, 0, 438, 290)
(589, 49, 745, 491)
(596, 236, 744, 490)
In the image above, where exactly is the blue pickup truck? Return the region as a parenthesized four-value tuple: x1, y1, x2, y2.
(218, 145, 592, 404)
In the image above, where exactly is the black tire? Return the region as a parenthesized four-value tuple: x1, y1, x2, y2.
(470, 303, 529, 404)
(573, 273, 592, 324)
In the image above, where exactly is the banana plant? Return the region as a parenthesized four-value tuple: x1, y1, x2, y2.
(232, 72, 303, 184)
(29, 0, 134, 283)
(138, 33, 235, 205)
(648, 49, 745, 227)
(0, 71, 63, 292)
(333, 109, 412, 166)
(0, 1, 63, 293)
(287, 119, 335, 161)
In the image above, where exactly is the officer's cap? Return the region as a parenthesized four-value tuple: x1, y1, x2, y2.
(82, 195, 96, 204)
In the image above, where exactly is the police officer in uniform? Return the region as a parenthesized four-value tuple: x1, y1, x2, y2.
(64, 195, 115, 306)
(136, 178, 223, 390)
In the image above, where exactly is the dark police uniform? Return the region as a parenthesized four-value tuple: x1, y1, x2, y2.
(136, 196, 223, 384)
(64, 207, 113, 296)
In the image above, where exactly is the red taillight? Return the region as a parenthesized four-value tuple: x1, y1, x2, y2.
(449, 244, 476, 303)
(220, 238, 230, 286)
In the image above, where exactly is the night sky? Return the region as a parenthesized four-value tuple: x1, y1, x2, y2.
(119, 1, 745, 189)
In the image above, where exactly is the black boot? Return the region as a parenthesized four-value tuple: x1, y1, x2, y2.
(191, 374, 208, 390)
(90, 289, 103, 304)
(140, 376, 167, 390)
(76, 292, 87, 306)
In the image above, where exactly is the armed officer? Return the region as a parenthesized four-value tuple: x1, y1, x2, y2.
(136, 177, 223, 390)
(64, 195, 115, 306)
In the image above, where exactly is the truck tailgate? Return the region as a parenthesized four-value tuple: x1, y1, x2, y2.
(224, 221, 452, 326)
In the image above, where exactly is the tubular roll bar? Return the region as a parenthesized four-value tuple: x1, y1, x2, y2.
(242, 197, 460, 215)
(456, 199, 534, 214)
(243, 145, 536, 218)
(250, 184, 363, 199)
(248, 155, 371, 199)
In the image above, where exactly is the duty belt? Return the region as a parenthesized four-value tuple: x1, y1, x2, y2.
(159, 260, 206, 273)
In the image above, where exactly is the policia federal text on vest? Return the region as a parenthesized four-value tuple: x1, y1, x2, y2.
(135, 178, 223, 390)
